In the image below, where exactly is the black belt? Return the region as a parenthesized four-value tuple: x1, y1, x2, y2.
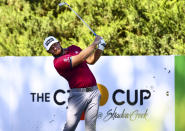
(71, 86, 98, 92)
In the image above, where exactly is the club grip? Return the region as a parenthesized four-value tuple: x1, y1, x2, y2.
(93, 33, 96, 36)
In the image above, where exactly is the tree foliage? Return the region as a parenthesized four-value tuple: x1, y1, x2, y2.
(0, 0, 185, 56)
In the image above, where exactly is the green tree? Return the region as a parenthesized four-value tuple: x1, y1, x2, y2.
(0, 0, 185, 56)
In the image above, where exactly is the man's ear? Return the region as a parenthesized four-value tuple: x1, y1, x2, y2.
(47, 50, 51, 54)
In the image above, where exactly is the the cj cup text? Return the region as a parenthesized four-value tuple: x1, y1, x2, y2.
(30, 89, 151, 106)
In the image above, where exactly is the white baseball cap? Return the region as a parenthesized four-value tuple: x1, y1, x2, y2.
(43, 36, 59, 51)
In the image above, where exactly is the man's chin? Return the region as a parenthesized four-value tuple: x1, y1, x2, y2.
(54, 50, 62, 56)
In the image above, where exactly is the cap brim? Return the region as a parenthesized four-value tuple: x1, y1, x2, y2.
(46, 41, 58, 51)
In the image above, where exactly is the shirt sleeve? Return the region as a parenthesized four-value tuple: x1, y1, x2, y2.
(71, 45, 82, 52)
(54, 55, 72, 70)
(71, 45, 88, 63)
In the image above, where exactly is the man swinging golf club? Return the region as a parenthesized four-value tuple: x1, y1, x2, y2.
(43, 34, 106, 131)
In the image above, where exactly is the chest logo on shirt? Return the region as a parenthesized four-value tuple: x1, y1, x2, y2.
(63, 58, 69, 62)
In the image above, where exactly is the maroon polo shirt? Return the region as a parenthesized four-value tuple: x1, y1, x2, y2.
(53, 45, 97, 89)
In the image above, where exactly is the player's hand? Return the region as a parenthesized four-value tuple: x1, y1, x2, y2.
(93, 35, 102, 45)
(98, 38, 106, 51)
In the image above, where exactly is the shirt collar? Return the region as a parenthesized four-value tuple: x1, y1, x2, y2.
(54, 48, 68, 58)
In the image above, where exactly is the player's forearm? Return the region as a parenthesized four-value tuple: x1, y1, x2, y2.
(79, 43, 97, 61)
(86, 38, 106, 65)
(71, 35, 101, 68)
(86, 49, 102, 64)
(93, 49, 102, 63)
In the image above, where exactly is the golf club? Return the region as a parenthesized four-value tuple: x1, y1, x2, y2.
(59, 2, 97, 36)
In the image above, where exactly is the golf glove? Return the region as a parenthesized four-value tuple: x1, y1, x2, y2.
(98, 38, 106, 51)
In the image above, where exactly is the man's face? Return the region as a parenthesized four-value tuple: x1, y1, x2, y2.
(48, 42, 62, 56)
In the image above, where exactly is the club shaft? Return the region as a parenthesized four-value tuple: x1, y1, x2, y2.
(61, 3, 96, 36)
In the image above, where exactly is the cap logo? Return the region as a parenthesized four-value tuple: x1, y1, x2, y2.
(45, 38, 54, 46)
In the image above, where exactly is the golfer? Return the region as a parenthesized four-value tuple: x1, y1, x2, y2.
(43, 35, 106, 131)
